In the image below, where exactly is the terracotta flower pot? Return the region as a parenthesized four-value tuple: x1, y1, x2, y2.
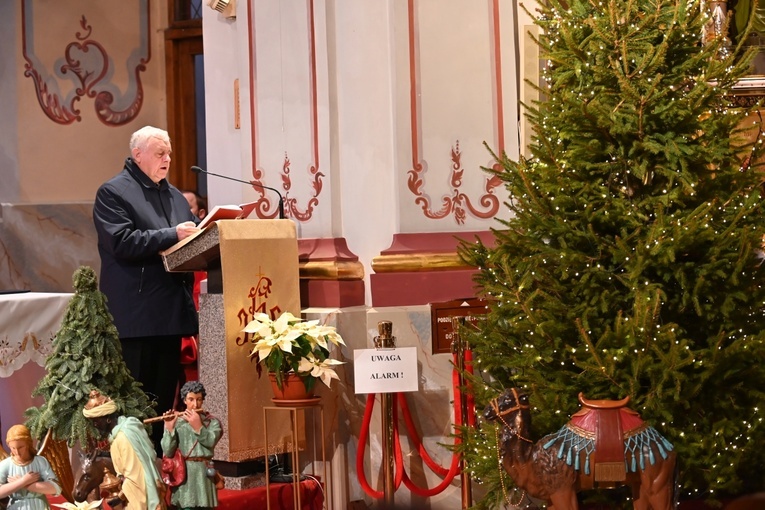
(269, 372, 317, 402)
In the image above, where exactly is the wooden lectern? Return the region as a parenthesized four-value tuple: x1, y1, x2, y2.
(162, 219, 301, 480)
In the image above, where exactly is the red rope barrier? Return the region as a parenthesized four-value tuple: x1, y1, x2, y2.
(401, 453, 462, 497)
(357, 394, 405, 498)
(354, 349, 476, 499)
(357, 394, 384, 498)
(397, 393, 450, 477)
(393, 400, 405, 488)
(397, 352, 465, 477)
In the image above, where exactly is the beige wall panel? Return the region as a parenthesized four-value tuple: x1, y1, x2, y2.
(391, 0, 519, 233)
(15, 0, 168, 203)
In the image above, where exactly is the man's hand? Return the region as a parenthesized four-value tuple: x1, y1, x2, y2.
(163, 409, 179, 431)
(184, 408, 203, 433)
(176, 221, 200, 241)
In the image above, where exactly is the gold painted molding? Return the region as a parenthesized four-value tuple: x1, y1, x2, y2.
(371, 253, 473, 273)
(299, 260, 365, 280)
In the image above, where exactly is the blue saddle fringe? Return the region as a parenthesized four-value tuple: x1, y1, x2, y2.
(542, 425, 674, 475)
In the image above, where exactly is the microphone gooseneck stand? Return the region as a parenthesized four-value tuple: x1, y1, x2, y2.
(190, 166, 285, 219)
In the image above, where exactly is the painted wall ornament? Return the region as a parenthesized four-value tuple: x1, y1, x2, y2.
(247, 1, 326, 222)
(250, 153, 325, 221)
(21, 0, 150, 126)
(407, 140, 502, 224)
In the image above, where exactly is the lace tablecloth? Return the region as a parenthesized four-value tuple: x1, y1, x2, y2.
(0, 292, 72, 378)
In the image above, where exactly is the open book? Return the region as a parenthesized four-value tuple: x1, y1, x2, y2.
(197, 201, 260, 229)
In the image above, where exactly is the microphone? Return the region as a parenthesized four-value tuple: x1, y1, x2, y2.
(191, 166, 285, 219)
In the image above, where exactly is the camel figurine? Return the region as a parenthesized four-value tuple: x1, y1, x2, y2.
(484, 387, 677, 510)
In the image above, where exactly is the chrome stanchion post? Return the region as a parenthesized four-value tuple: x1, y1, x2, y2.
(451, 317, 472, 509)
(374, 320, 396, 508)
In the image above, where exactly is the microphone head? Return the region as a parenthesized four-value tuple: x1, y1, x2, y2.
(191, 165, 203, 174)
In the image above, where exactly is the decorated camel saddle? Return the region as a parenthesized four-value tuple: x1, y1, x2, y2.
(542, 393, 674, 483)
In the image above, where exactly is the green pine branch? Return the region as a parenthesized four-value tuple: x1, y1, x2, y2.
(24, 266, 156, 450)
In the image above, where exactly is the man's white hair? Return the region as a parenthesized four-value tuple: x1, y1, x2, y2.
(130, 125, 170, 151)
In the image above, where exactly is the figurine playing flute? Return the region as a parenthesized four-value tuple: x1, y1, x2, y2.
(143, 410, 205, 424)
(160, 381, 223, 510)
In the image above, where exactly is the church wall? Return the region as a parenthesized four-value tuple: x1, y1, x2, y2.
(8, 0, 168, 204)
(0, 0, 168, 291)
(199, 1, 521, 507)
(201, 0, 521, 309)
(2, 1, 525, 508)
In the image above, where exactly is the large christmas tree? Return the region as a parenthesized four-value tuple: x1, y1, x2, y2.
(25, 266, 156, 449)
(460, 0, 765, 507)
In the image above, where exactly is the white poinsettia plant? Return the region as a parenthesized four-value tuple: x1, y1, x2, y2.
(243, 311, 346, 392)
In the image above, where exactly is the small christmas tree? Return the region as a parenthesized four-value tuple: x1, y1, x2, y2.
(460, 0, 765, 507)
(25, 266, 156, 449)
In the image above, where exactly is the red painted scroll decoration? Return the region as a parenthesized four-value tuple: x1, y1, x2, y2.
(407, 141, 501, 225)
(21, 8, 149, 126)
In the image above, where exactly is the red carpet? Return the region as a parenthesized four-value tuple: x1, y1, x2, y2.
(217, 481, 324, 510)
(48, 480, 324, 509)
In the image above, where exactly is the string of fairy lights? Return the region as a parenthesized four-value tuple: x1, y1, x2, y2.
(461, 0, 765, 506)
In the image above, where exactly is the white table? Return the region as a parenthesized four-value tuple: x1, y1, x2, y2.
(0, 292, 72, 442)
